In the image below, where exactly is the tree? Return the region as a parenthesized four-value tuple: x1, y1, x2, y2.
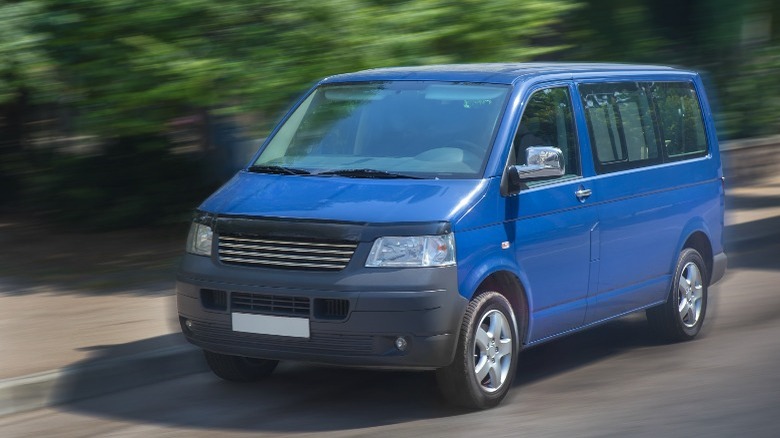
(0, 0, 581, 227)
(27, 0, 578, 137)
(0, 1, 60, 151)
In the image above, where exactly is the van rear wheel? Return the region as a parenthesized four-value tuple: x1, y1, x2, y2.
(647, 248, 708, 342)
(436, 291, 519, 409)
(204, 350, 278, 382)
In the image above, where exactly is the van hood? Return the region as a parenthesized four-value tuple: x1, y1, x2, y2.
(200, 171, 488, 225)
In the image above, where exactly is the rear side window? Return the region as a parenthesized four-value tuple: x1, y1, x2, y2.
(580, 81, 710, 174)
(649, 82, 708, 160)
(580, 82, 661, 173)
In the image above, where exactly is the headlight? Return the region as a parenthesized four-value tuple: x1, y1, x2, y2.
(366, 233, 456, 268)
(186, 222, 213, 256)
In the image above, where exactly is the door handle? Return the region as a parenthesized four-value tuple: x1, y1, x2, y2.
(575, 187, 592, 201)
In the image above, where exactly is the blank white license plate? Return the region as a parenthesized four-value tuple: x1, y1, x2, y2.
(231, 312, 310, 338)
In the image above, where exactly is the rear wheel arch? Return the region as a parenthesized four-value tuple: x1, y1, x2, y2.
(647, 247, 708, 342)
(683, 231, 713, 285)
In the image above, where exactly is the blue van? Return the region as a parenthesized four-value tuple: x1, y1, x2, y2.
(177, 63, 727, 409)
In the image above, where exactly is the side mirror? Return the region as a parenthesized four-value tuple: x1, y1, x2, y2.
(507, 146, 565, 191)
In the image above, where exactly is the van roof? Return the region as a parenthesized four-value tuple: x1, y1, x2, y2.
(321, 63, 692, 85)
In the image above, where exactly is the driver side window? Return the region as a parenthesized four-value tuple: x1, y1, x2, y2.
(512, 86, 580, 177)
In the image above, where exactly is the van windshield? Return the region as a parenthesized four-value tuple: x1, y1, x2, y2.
(253, 81, 510, 179)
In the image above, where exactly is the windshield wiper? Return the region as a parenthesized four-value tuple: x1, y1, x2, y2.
(247, 165, 311, 175)
(315, 168, 422, 179)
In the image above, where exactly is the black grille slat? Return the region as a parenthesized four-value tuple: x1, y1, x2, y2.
(231, 292, 310, 317)
(218, 234, 357, 271)
(314, 298, 350, 320)
(189, 320, 375, 354)
(201, 289, 227, 311)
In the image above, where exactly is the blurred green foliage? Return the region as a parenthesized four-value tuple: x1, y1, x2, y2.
(1, 0, 779, 229)
(564, 0, 780, 139)
(2, 0, 577, 136)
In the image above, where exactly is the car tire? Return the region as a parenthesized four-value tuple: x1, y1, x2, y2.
(436, 291, 520, 409)
(204, 350, 279, 382)
(647, 247, 708, 342)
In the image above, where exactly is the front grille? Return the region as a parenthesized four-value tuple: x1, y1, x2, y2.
(314, 298, 350, 320)
(218, 234, 357, 271)
(231, 292, 311, 317)
(201, 289, 227, 311)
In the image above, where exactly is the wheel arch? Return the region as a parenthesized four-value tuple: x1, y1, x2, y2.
(674, 218, 715, 286)
(470, 269, 531, 348)
(683, 231, 713, 285)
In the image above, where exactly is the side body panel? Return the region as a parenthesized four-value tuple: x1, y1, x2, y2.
(584, 160, 721, 323)
(507, 180, 599, 340)
(570, 73, 724, 324)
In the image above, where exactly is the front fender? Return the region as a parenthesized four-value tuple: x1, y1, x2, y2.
(455, 224, 535, 329)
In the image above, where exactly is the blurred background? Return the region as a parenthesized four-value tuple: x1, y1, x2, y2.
(1, 0, 779, 232)
(1, 2, 780, 434)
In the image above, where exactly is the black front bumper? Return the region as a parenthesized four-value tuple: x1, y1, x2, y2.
(177, 252, 467, 369)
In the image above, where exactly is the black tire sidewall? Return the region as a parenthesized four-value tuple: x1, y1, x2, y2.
(462, 292, 520, 407)
(672, 248, 708, 338)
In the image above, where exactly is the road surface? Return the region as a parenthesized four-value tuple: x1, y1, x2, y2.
(2, 228, 779, 437)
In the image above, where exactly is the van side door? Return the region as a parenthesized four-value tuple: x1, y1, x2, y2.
(578, 80, 714, 323)
(505, 83, 599, 343)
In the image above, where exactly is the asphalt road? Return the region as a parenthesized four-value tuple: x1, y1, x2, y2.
(2, 234, 780, 437)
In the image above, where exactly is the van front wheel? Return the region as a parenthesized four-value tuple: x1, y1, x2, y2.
(647, 248, 708, 342)
(436, 291, 519, 409)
